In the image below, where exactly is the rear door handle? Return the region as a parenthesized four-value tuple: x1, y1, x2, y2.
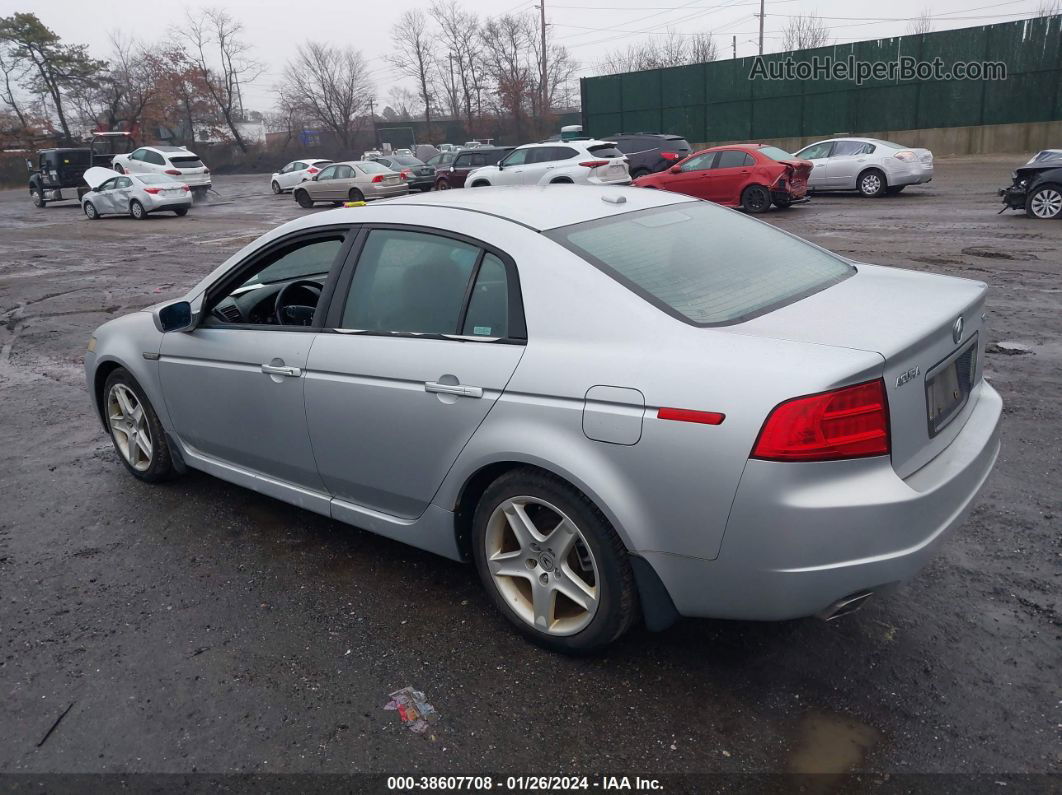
(261, 363, 302, 377)
(425, 381, 483, 398)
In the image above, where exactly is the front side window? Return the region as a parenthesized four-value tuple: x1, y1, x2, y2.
(501, 148, 531, 167)
(115, 177, 132, 189)
(130, 148, 147, 161)
(680, 152, 715, 172)
(796, 142, 831, 159)
(97, 177, 117, 191)
(281, 162, 296, 173)
(547, 203, 853, 326)
(341, 230, 479, 334)
(317, 165, 338, 180)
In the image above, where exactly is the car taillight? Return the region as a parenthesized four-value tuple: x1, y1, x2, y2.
(307, 167, 318, 174)
(164, 169, 180, 175)
(143, 187, 161, 194)
(182, 185, 190, 192)
(202, 168, 209, 174)
(660, 152, 681, 161)
(894, 150, 917, 162)
(751, 379, 890, 462)
(400, 169, 412, 179)
(579, 160, 609, 168)
(371, 175, 385, 183)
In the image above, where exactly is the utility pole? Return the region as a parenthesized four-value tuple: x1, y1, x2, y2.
(539, 0, 548, 117)
(732, 35, 737, 59)
(757, 0, 765, 55)
(448, 52, 458, 118)
(368, 97, 376, 147)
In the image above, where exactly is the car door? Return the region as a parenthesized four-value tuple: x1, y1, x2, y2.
(332, 164, 358, 198)
(795, 141, 834, 189)
(522, 146, 562, 184)
(492, 147, 532, 185)
(142, 149, 167, 175)
(704, 150, 754, 204)
(657, 151, 716, 198)
(825, 140, 872, 188)
(158, 229, 352, 495)
(124, 148, 148, 174)
(110, 176, 136, 213)
(278, 161, 300, 189)
(311, 164, 340, 201)
(305, 227, 525, 518)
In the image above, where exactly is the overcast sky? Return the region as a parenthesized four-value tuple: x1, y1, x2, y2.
(1, 0, 1049, 113)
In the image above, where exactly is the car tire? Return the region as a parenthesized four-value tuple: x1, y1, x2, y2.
(436, 180, 451, 190)
(102, 368, 176, 483)
(271, 180, 282, 194)
(549, 178, 574, 184)
(885, 185, 906, 195)
(84, 201, 99, 219)
(472, 468, 638, 654)
(114, 163, 125, 174)
(174, 208, 189, 216)
(129, 199, 146, 220)
(1026, 184, 1062, 219)
(740, 184, 772, 214)
(858, 168, 887, 197)
(348, 188, 364, 202)
(295, 189, 314, 208)
(32, 188, 46, 208)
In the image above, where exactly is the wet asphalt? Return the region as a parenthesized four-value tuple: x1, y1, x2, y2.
(0, 162, 1058, 781)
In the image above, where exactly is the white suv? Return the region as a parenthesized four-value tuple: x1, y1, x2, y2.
(112, 146, 212, 199)
(466, 140, 630, 187)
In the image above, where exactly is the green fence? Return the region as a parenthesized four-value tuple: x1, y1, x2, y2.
(581, 16, 1062, 143)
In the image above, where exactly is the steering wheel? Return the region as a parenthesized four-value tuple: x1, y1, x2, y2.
(274, 279, 322, 326)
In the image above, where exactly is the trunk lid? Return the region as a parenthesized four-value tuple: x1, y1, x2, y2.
(779, 158, 813, 179)
(729, 264, 987, 477)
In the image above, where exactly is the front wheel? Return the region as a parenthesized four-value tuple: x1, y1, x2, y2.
(32, 188, 45, 208)
(741, 184, 772, 214)
(103, 368, 175, 482)
(129, 199, 146, 219)
(858, 169, 887, 197)
(295, 189, 314, 208)
(348, 188, 364, 202)
(470, 180, 489, 188)
(84, 201, 99, 220)
(472, 468, 637, 654)
(271, 180, 281, 194)
(436, 180, 451, 190)
(1027, 184, 1062, 219)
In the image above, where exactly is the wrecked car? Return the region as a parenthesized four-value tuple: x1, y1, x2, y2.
(999, 154, 1062, 218)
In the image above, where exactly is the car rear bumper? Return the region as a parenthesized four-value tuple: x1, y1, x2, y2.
(144, 193, 192, 211)
(643, 380, 1002, 621)
(889, 162, 934, 186)
(366, 184, 409, 199)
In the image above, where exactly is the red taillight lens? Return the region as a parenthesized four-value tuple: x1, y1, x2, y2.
(143, 187, 161, 194)
(203, 168, 209, 174)
(307, 167, 318, 174)
(164, 169, 180, 175)
(371, 175, 385, 183)
(751, 379, 890, 462)
(660, 152, 681, 161)
(182, 185, 190, 192)
(400, 169, 411, 179)
(579, 160, 609, 168)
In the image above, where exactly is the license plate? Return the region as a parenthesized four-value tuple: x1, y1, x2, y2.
(608, 165, 623, 174)
(925, 337, 977, 436)
(164, 189, 180, 196)
(384, 176, 399, 184)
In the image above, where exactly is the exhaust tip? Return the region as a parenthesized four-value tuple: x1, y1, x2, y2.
(818, 591, 874, 621)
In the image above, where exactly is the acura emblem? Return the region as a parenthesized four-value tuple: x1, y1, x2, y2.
(952, 316, 964, 345)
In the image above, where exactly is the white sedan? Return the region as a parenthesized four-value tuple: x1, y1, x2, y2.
(270, 159, 333, 193)
(465, 140, 630, 188)
(794, 137, 934, 197)
(81, 167, 192, 219)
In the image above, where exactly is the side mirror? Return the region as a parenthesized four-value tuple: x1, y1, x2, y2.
(311, 174, 319, 181)
(154, 300, 194, 333)
(669, 165, 681, 174)
(449, 166, 455, 173)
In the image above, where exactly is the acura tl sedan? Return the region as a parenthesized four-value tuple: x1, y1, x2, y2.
(85, 186, 1001, 653)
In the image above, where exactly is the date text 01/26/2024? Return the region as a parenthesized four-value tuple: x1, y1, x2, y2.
(387, 776, 664, 791)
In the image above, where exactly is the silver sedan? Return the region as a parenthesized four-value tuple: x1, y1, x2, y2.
(81, 167, 192, 219)
(794, 137, 934, 197)
(84, 186, 1001, 652)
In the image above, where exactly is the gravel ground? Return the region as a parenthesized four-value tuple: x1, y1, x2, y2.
(0, 160, 1058, 780)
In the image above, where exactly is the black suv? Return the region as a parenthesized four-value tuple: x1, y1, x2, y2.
(605, 133, 692, 179)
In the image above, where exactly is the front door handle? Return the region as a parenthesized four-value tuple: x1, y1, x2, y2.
(261, 363, 302, 377)
(425, 381, 483, 398)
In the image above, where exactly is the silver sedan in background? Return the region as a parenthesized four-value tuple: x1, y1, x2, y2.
(81, 167, 192, 219)
(795, 137, 934, 197)
(84, 186, 1001, 652)
(293, 161, 408, 207)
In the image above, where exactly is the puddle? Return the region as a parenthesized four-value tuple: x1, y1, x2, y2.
(787, 711, 881, 774)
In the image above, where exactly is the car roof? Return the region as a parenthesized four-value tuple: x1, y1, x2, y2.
(148, 145, 192, 153)
(516, 139, 614, 149)
(356, 185, 695, 231)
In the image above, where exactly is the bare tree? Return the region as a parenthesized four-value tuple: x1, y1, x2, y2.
(431, 1, 484, 127)
(529, 36, 577, 120)
(0, 40, 29, 133)
(479, 13, 536, 139)
(385, 86, 418, 120)
(279, 42, 372, 152)
(907, 9, 933, 35)
(388, 10, 437, 137)
(181, 8, 262, 152)
(599, 29, 718, 74)
(781, 14, 831, 51)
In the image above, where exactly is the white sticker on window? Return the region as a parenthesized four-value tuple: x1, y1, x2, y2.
(473, 326, 492, 336)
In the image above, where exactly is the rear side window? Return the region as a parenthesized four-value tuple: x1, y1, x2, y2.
(587, 145, 623, 158)
(342, 230, 479, 334)
(462, 254, 509, 338)
(145, 150, 166, 165)
(547, 204, 853, 326)
(665, 138, 691, 153)
(715, 150, 752, 168)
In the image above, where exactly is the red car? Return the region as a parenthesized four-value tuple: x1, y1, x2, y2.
(633, 144, 812, 213)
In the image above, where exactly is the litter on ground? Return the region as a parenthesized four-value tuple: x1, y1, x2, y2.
(384, 686, 438, 735)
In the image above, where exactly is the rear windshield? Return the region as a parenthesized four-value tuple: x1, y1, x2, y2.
(137, 174, 179, 185)
(357, 161, 391, 174)
(588, 144, 623, 158)
(56, 150, 91, 165)
(391, 155, 424, 166)
(665, 138, 691, 152)
(756, 146, 795, 161)
(1030, 150, 1062, 163)
(169, 156, 204, 168)
(547, 203, 853, 326)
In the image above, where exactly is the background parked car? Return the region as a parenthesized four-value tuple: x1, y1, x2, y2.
(426, 150, 460, 171)
(112, 145, 211, 200)
(81, 167, 191, 220)
(271, 159, 332, 193)
(434, 147, 512, 189)
(634, 144, 810, 213)
(371, 154, 435, 192)
(1025, 148, 1062, 164)
(466, 140, 630, 187)
(293, 161, 407, 207)
(999, 156, 1062, 218)
(794, 138, 933, 197)
(605, 133, 692, 178)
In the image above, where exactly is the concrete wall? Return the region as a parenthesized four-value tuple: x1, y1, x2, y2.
(695, 120, 1062, 156)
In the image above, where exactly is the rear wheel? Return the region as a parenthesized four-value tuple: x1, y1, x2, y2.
(1027, 184, 1062, 219)
(103, 368, 175, 483)
(295, 189, 314, 208)
(472, 468, 637, 654)
(741, 184, 772, 214)
(436, 179, 451, 190)
(174, 207, 188, 216)
(858, 169, 887, 197)
(129, 199, 146, 220)
(348, 188, 364, 202)
(271, 180, 281, 194)
(84, 201, 99, 219)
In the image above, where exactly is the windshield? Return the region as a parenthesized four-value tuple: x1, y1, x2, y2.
(547, 203, 853, 326)
(243, 239, 343, 287)
(757, 146, 796, 161)
(1029, 150, 1062, 163)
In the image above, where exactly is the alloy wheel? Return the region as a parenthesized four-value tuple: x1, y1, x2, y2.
(484, 496, 600, 636)
(1030, 188, 1062, 218)
(107, 383, 153, 471)
(861, 173, 882, 195)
